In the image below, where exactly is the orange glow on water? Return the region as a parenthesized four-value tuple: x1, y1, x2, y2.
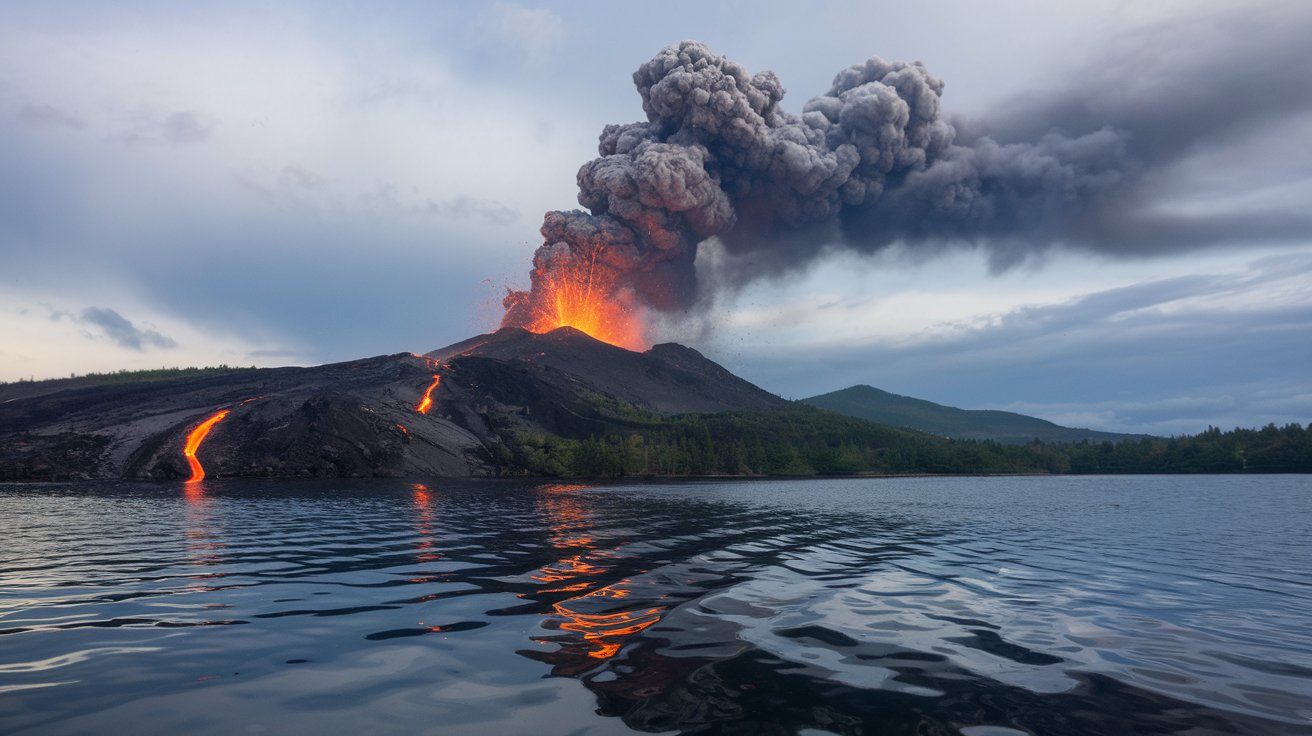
(550, 581, 665, 660)
(184, 410, 230, 482)
(533, 556, 606, 587)
(525, 483, 666, 659)
(182, 478, 228, 584)
(516, 254, 647, 351)
(527, 484, 606, 589)
(416, 374, 441, 414)
(413, 483, 439, 563)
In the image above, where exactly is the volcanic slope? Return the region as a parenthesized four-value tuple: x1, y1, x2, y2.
(428, 326, 784, 415)
(0, 327, 786, 481)
(0, 354, 486, 481)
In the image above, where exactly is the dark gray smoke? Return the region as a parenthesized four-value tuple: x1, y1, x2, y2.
(504, 12, 1312, 330)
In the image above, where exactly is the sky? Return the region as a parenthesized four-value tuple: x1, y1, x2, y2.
(1, 0, 1309, 436)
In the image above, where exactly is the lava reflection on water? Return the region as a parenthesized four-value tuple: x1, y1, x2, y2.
(530, 484, 667, 661)
(532, 487, 604, 590)
(412, 483, 439, 564)
(181, 480, 228, 590)
(555, 594, 665, 660)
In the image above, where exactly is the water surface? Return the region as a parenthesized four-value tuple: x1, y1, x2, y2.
(1, 475, 1309, 734)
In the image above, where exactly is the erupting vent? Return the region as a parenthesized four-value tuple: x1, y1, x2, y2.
(503, 247, 646, 351)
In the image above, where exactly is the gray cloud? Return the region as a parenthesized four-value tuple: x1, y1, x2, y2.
(473, 3, 566, 61)
(160, 110, 213, 143)
(361, 185, 520, 225)
(16, 104, 84, 130)
(279, 164, 330, 191)
(720, 254, 1312, 433)
(60, 307, 178, 351)
(423, 194, 518, 225)
(117, 109, 214, 145)
(981, 5, 1312, 167)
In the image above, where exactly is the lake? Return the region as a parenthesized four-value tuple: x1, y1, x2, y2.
(1, 475, 1309, 735)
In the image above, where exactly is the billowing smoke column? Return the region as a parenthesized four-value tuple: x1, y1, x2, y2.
(503, 31, 1312, 343)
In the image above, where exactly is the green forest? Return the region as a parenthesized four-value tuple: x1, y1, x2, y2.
(502, 405, 1312, 478)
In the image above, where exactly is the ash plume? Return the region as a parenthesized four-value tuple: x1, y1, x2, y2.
(504, 10, 1312, 332)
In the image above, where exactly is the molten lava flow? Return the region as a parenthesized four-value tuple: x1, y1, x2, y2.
(416, 374, 441, 414)
(184, 409, 230, 482)
(507, 249, 648, 351)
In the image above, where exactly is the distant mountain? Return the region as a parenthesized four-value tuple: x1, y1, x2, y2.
(801, 385, 1145, 445)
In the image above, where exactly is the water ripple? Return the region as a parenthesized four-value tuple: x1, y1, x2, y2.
(1, 476, 1309, 734)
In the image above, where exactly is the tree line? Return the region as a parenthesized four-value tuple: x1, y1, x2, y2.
(501, 406, 1312, 478)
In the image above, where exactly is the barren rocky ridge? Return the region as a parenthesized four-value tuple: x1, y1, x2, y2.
(0, 327, 785, 481)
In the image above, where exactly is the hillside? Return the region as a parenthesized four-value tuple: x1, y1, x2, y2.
(8, 330, 1299, 482)
(0, 354, 488, 481)
(802, 384, 1144, 445)
(0, 327, 789, 481)
(428, 327, 785, 415)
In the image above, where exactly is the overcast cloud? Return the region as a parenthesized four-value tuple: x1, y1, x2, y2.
(68, 307, 178, 351)
(1, 0, 1308, 434)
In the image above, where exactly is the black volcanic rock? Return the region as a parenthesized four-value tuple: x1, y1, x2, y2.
(0, 327, 786, 481)
(428, 327, 784, 415)
(413, 327, 787, 453)
(0, 354, 488, 481)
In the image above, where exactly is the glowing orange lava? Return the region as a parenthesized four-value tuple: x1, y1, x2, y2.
(184, 409, 230, 482)
(521, 254, 647, 350)
(416, 374, 441, 414)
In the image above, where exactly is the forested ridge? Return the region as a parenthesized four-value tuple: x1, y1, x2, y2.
(501, 403, 1312, 478)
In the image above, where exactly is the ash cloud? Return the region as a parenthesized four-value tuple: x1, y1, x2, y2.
(505, 12, 1312, 330)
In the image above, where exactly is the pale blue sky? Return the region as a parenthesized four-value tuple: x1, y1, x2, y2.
(1, 1, 1309, 434)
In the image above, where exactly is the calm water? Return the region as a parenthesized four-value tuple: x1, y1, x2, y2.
(1, 476, 1309, 735)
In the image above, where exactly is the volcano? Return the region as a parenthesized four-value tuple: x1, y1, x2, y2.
(0, 327, 785, 481)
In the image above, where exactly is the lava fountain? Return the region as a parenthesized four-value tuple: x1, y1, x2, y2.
(501, 240, 648, 351)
